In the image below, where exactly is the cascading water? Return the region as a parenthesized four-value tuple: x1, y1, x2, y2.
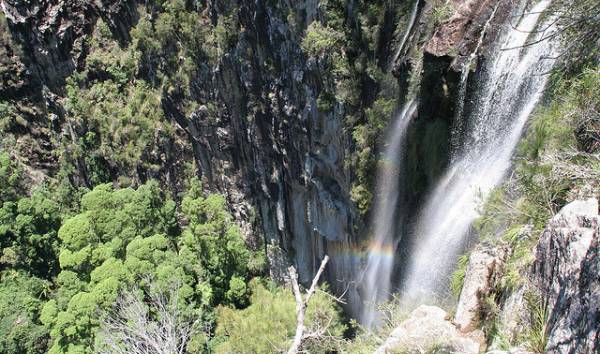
(400, 0, 560, 302)
(392, 0, 421, 66)
(451, 0, 501, 152)
(359, 100, 417, 327)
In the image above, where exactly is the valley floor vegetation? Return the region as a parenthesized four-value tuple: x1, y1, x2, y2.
(0, 170, 351, 353)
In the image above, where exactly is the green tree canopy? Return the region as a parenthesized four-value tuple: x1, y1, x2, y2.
(42, 179, 254, 353)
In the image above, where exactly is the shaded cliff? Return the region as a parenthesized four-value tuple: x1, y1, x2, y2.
(1, 0, 589, 315)
(0, 0, 416, 295)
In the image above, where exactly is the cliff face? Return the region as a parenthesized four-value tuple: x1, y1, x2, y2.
(0, 0, 396, 291)
(0, 0, 537, 292)
(172, 1, 355, 285)
(447, 199, 600, 353)
(532, 199, 600, 353)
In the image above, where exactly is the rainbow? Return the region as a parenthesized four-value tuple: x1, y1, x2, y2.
(326, 239, 395, 262)
(364, 241, 395, 260)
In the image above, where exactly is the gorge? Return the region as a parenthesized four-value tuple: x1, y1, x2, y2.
(0, 0, 598, 352)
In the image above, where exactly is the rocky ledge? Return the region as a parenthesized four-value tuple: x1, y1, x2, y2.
(375, 305, 483, 354)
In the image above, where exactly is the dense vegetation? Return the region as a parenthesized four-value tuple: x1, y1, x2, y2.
(0, 170, 347, 353)
(1, 0, 409, 351)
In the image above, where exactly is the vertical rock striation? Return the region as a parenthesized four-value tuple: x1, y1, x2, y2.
(533, 198, 600, 353)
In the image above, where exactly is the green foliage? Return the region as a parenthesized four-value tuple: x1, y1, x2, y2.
(429, 0, 455, 26)
(64, 77, 170, 182)
(0, 271, 50, 354)
(180, 179, 253, 306)
(213, 280, 346, 353)
(0, 187, 63, 278)
(132, 0, 212, 81)
(479, 291, 501, 339)
(301, 21, 344, 58)
(522, 290, 548, 353)
(350, 184, 373, 215)
(42, 180, 253, 353)
(350, 97, 398, 214)
(0, 150, 22, 202)
(450, 253, 469, 298)
(550, 0, 600, 73)
(0, 101, 17, 134)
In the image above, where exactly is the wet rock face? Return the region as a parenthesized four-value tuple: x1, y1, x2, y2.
(532, 198, 600, 353)
(422, 0, 513, 68)
(195, 1, 359, 288)
(376, 305, 483, 354)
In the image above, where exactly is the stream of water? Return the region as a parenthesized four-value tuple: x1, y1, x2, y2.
(359, 0, 561, 321)
(359, 100, 417, 327)
(401, 0, 559, 302)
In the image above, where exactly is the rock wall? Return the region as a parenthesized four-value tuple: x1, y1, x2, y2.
(452, 199, 600, 353)
(0, 0, 385, 294)
(0, 0, 528, 299)
(532, 198, 600, 353)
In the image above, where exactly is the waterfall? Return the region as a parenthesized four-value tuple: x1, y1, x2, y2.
(392, 0, 421, 66)
(451, 0, 501, 155)
(359, 100, 417, 327)
(400, 0, 560, 302)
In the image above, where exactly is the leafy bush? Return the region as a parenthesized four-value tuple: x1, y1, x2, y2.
(522, 290, 548, 353)
(350, 97, 398, 214)
(213, 280, 346, 353)
(64, 76, 171, 183)
(0, 271, 50, 354)
(0, 150, 22, 203)
(430, 2, 454, 26)
(450, 253, 470, 298)
(301, 21, 344, 58)
(0, 187, 63, 278)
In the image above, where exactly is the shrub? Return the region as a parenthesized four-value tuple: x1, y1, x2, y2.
(213, 280, 346, 353)
(0, 271, 50, 354)
(450, 253, 470, 298)
(301, 21, 344, 58)
(429, 0, 455, 26)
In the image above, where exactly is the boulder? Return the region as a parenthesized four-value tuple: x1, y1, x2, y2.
(375, 305, 482, 354)
(532, 198, 600, 353)
(455, 244, 508, 331)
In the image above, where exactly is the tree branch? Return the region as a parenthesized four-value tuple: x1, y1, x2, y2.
(287, 255, 330, 354)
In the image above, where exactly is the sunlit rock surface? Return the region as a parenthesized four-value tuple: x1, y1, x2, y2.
(533, 198, 600, 353)
(375, 305, 482, 354)
(455, 244, 508, 331)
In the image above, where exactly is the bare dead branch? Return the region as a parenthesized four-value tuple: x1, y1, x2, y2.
(287, 255, 330, 354)
(96, 281, 201, 354)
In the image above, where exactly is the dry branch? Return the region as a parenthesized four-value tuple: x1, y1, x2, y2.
(287, 255, 330, 354)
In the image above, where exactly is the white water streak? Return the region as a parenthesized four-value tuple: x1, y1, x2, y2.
(360, 100, 417, 327)
(392, 0, 421, 66)
(451, 0, 502, 154)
